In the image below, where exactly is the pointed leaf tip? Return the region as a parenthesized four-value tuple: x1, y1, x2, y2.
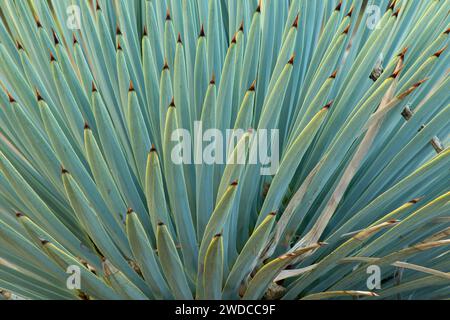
(335, 1, 342, 11)
(163, 59, 169, 70)
(177, 33, 182, 44)
(398, 47, 408, 58)
(92, 82, 97, 93)
(249, 80, 256, 91)
(330, 70, 338, 79)
(199, 24, 205, 37)
(288, 54, 295, 65)
(231, 180, 238, 186)
(61, 166, 69, 175)
(292, 14, 299, 28)
(346, 6, 354, 17)
(129, 80, 135, 92)
(50, 52, 56, 62)
(150, 144, 157, 152)
(35, 16, 42, 28)
(143, 25, 148, 37)
(231, 33, 237, 44)
(410, 197, 423, 204)
(84, 122, 90, 130)
(342, 24, 351, 34)
(433, 46, 447, 58)
(210, 73, 216, 85)
(389, 68, 401, 79)
(116, 25, 122, 35)
(393, 8, 400, 18)
(35, 89, 43, 102)
(7, 91, 16, 103)
(388, 0, 397, 11)
(169, 97, 176, 108)
(127, 208, 134, 215)
(15, 212, 24, 218)
(323, 100, 334, 110)
(239, 21, 244, 32)
(52, 29, 59, 45)
(16, 41, 24, 51)
(166, 9, 171, 21)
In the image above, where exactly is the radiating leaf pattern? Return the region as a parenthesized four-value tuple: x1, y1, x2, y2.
(0, 0, 449, 300)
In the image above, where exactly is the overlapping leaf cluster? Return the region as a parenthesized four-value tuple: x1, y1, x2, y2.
(0, 0, 449, 300)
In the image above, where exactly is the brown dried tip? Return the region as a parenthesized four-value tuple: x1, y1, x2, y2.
(398, 78, 428, 99)
(35, 16, 42, 28)
(116, 25, 122, 36)
(335, 0, 342, 11)
(389, 68, 401, 79)
(7, 92, 16, 103)
(199, 24, 205, 37)
(163, 59, 169, 70)
(16, 41, 24, 51)
(239, 21, 244, 32)
(249, 80, 256, 91)
(231, 33, 237, 44)
(143, 26, 148, 37)
(388, 0, 397, 11)
(96, 0, 101, 11)
(157, 222, 165, 226)
(342, 24, 351, 35)
(84, 122, 90, 130)
(288, 54, 295, 65)
(166, 9, 171, 21)
(433, 46, 447, 58)
(269, 211, 277, 216)
(92, 82, 98, 93)
(292, 14, 299, 29)
(52, 29, 59, 45)
(323, 100, 334, 110)
(329, 70, 338, 79)
(409, 197, 422, 204)
(210, 73, 216, 85)
(129, 81, 135, 92)
(169, 97, 176, 108)
(256, 1, 261, 13)
(412, 78, 428, 88)
(392, 8, 400, 18)
(177, 33, 182, 44)
(150, 144, 157, 152)
(231, 180, 238, 186)
(40, 239, 50, 245)
(73, 34, 78, 45)
(35, 89, 44, 102)
(117, 41, 122, 51)
(398, 46, 408, 58)
(127, 208, 134, 215)
(15, 212, 24, 218)
(444, 27, 450, 35)
(50, 52, 56, 62)
(346, 6, 354, 17)
(214, 233, 222, 238)
(61, 166, 69, 174)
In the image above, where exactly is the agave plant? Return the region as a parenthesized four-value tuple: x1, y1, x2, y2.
(0, 0, 449, 301)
